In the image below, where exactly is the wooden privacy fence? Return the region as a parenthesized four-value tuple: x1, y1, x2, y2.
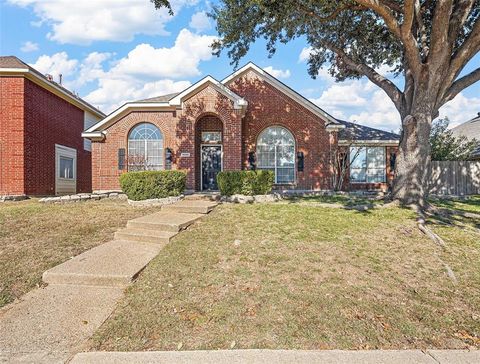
(429, 161, 480, 196)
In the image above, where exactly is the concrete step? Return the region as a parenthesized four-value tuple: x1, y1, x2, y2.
(42, 240, 162, 287)
(162, 200, 218, 214)
(184, 193, 220, 201)
(127, 211, 203, 232)
(114, 228, 177, 244)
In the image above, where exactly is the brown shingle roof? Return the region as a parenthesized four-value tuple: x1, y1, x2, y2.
(135, 93, 180, 103)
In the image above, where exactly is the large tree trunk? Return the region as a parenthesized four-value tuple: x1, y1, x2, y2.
(391, 90, 433, 208)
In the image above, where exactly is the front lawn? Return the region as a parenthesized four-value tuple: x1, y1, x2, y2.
(91, 200, 480, 350)
(0, 199, 159, 307)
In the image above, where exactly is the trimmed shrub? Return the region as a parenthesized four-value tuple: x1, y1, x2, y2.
(119, 170, 186, 201)
(217, 170, 275, 196)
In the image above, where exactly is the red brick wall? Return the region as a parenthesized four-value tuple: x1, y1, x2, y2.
(23, 79, 92, 195)
(0, 77, 25, 195)
(92, 85, 243, 191)
(92, 111, 178, 191)
(227, 70, 334, 190)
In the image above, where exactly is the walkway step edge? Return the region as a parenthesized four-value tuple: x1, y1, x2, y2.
(70, 349, 480, 364)
(114, 228, 177, 244)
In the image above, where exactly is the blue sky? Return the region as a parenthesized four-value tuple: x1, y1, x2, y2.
(1, 0, 479, 132)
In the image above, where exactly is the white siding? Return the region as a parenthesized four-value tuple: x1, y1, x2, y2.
(84, 111, 100, 151)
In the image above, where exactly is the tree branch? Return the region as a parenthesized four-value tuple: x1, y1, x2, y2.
(447, 18, 480, 85)
(448, 0, 476, 43)
(318, 39, 404, 112)
(354, 0, 423, 76)
(441, 67, 480, 106)
(429, 0, 453, 66)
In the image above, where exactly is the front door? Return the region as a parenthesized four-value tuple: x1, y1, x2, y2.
(201, 145, 222, 190)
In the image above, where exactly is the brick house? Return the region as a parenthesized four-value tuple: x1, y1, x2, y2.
(83, 62, 399, 193)
(0, 56, 105, 198)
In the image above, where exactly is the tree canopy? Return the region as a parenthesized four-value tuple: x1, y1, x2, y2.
(430, 117, 478, 160)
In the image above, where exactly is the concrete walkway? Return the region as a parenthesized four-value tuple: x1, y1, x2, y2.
(0, 198, 217, 363)
(70, 349, 480, 364)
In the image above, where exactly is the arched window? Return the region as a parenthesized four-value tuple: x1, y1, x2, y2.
(256, 126, 295, 183)
(128, 123, 164, 171)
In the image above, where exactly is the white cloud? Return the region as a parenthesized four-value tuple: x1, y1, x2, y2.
(29, 29, 214, 112)
(20, 41, 39, 52)
(111, 29, 217, 80)
(189, 11, 211, 33)
(310, 81, 369, 108)
(438, 93, 480, 128)
(263, 66, 291, 79)
(31, 52, 78, 83)
(8, 0, 198, 45)
(298, 46, 312, 63)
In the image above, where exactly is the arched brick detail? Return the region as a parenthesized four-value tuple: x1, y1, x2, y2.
(227, 70, 334, 190)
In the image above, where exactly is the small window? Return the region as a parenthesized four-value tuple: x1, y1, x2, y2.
(59, 157, 74, 179)
(201, 131, 222, 143)
(350, 147, 386, 183)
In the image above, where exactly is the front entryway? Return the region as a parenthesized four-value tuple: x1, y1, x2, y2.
(201, 145, 222, 190)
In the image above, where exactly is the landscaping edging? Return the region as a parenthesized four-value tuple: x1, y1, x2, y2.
(127, 195, 184, 206)
(0, 195, 28, 203)
(40, 192, 127, 204)
(220, 193, 283, 204)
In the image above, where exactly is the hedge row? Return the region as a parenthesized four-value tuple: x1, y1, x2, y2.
(217, 170, 274, 196)
(119, 170, 186, 201)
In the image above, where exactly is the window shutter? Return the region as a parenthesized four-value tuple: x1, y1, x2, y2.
(118, 148, 125, 170)
(297, 152, 304, 172)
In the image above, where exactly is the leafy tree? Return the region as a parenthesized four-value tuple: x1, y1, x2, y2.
(430, 117, 478, 160)
(152, 0, 480, 207)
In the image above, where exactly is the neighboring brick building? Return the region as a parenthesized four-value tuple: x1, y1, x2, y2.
(0, 56, 105, 197)
(83, 62, 399, 193)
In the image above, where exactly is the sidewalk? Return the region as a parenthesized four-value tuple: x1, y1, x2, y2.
(0, 198, 217, 363)
(70, 349, 480, 364)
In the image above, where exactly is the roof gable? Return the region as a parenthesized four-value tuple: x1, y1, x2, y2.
(0, 56, 105, 118)
(222, 62, 342, 129)
(83, 76, 248, 138)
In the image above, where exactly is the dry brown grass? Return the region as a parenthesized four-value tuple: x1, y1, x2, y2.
(0, 198, 159, 307)
(91, 202, 480, 351)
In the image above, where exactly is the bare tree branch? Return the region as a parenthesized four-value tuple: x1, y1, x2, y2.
(441, 67, 480, 106)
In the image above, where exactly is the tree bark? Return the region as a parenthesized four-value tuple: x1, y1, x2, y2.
(391, 88, 433, 208)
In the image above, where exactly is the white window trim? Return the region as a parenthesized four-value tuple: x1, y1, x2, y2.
(349, 146, 387, 184)
(55, 144, 77, 195)
(256, 126, 296, 185)
(127, 123, 165, 171)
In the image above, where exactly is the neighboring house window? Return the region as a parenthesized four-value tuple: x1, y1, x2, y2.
(257, 126, 295, 183)
(128, 123, 164, 171)
(59, 156, 74, 179)
(350, 146, 386, 183)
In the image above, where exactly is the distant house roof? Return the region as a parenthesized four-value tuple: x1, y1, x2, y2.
(337, 119, 400, 145)
(0, 56, 105, 118)
(451, 113, 480, 158)
(135, 93, 179, 103)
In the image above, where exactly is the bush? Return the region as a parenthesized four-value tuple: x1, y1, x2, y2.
(119, 170, 186, 201)
(217, 170, 274, 196)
